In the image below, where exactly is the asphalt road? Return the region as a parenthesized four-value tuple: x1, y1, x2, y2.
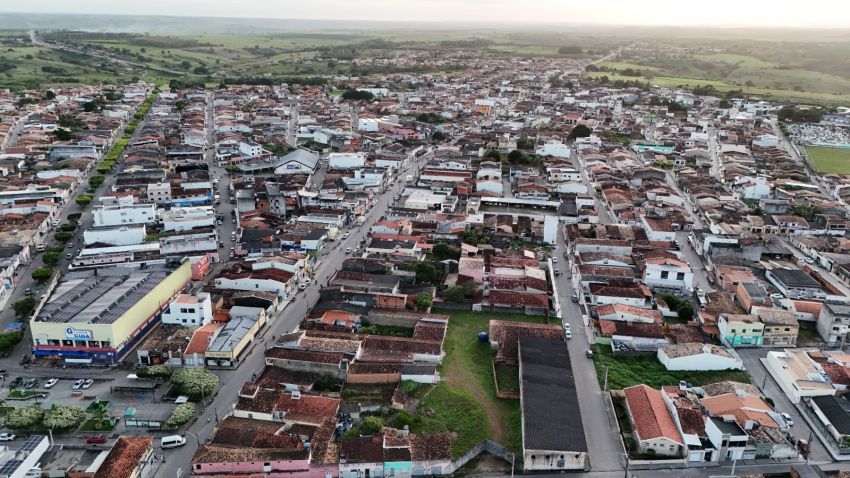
(158, 149, 433, 476)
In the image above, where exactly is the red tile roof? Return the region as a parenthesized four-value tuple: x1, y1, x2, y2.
(624, 385, 683, 445)
(93, 436, 153, 478)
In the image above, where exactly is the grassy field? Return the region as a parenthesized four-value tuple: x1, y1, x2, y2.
(591, 345, 751, 390)
(806, 146, 850, 174)
(429, 308, 558, 455)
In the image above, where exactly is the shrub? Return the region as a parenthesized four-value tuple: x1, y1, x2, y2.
(12, 297, 37, 320)
(171, 368, 219, 400)
(75, 195, 92, 207)
(137, 364, 173, 379)
(165, 403, 196, 429)
(43, 405, 86, 431)
(360, 416, 384, 435)
(5, 404, 45, 429)
(88, 175, 105, 188)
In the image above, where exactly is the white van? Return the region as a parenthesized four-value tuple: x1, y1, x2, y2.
(161, 435, 187, 449)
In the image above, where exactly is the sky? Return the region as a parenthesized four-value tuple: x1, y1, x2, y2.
(3, 0, 850, 28)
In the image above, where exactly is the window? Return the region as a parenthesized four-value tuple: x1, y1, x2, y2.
(730, 329, 736, 334)
(676, 272, 685, 280)
(660, 271, 669, 279)
(180, 308, 188, 313)
(187, 308, 195, 313)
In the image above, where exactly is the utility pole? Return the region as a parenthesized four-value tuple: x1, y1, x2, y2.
(729, 457, 737, 477)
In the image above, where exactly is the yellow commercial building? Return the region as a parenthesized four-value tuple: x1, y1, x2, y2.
(30, 261, 192, 364)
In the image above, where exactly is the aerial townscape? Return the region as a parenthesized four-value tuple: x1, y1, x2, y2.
(1, 3, 850, 478)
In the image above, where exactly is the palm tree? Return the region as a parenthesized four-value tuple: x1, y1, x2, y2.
(91, 406, 109, 429)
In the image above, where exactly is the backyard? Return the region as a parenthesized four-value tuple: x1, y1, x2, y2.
(591, 345, 751, 391)
(806, 146, 850, 174)
(427, 308, 558, 456)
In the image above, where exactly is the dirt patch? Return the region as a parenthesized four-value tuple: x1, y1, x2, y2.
(466, 454, 512, 476)
(444, 367, 506, 443)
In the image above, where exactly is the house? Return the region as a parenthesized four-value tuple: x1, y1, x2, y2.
(765, 269, 825, 300)
(93, 436, 155, 478)
(718, 314, 764, 347)
(623, 384, 684, 457)
(657, 343, 744, 371)
(640, 216, 678, 242)
(642, 257, 694, 295)
(519, 337, 588, 471)
(753, 308, 799, 347)
(809, 394, 850, 449)
(161, 293, 213, 327)
(705, 417, 748, 461)
(701, 392, 779, 429)
(817, 302, 850, 345)
(329, 152, 367, 170)
(764, 349, 837, 403)
(593, 303, 662, 324)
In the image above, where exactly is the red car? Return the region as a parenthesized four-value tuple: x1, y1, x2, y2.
(84, 434, 107, 444)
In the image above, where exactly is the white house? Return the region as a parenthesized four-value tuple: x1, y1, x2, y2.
(536, 141, 571, 158)
(357, 118, 380, 132)
(147, 183, 172, 204)
(705, 417, 748, 461)
(551, 181, 588, 195)
(476, 179, 503, 195)
(162, 206, 216, 232)
(763, 349, 837, 404)
(161, 293, 213, 326)
(92, 203, 157, 227)
(642, 257, 693, 295)
(83, 225, 146, 247)
(274, 149, 320, 175)
(328, 152, 367, 170)
(657, 343, 744, 371)
(238, 141, 263, 159)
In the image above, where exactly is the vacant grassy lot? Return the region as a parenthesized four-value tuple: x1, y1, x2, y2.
(806, 146, 850, 174)
(591, 345, 751, 390)
(418, 383, 489, 459)
(430, 308, 558, 455)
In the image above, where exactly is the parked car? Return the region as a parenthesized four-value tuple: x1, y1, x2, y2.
(554, 269, 561, 276)
(83, 434, 107, 444)
(72, 379, 85, 390)
(805, 257, 815, 265)
(346, 247, 352, 253)
(781, 412, 794, 427)
(10, 377, 23, 388)
(571, 294, 579, 303)
(0, 433, 15, 441)
(81, 379, 94, 389)
(342, 232, 351, 239)
(586, 350, 594, 359)
(552, 257, 558, 263)
(44, 378, 58, 389)
(23, 378, 38, 389)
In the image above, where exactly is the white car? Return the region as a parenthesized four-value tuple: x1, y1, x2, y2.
(342, 232, 351, 239)
(0, 433, 15, 441)
(72, 379, 85, 390)
(781, 412, 794, 427)
(44, 378, 59, 389)
(81, 379, 94, 389)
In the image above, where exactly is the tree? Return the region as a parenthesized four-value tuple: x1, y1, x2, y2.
(431, 131, 445, 142)
(54, 231, 73, 242)
(180, 60, 192, 70)
(341, 89, 374, 101)
(516, 136, 534, 150)
(558, 45, 583, 55)
(431, 243, 459, 262)
(409, 262, 438, 284)
(414, 293, 433, 311)
(484, 149, 501, 160)
(443, 286, 466, 303)
(75, 195, 92, 207)
(507, 149, 524, 163)
(165, 403, 196, 429)
(32, 267, 53, 285)
(53, 128, 72, 141)
(88, 175, 105, 189)
(0, 332, 22, 352)
(569, 124, 592, 140)
(45, 90, 56, 100)
(360, 416, 384, 435)
(42, 251, 61, 267)
(43, 405, 86, 431)
(90, 404, 109, 428)
(677, 303, 695, 322)
(171, 368, 219, 400)
(5, 404, 45, 429)
(12, 297, 36, 320)
(792, 204, 822, 221)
